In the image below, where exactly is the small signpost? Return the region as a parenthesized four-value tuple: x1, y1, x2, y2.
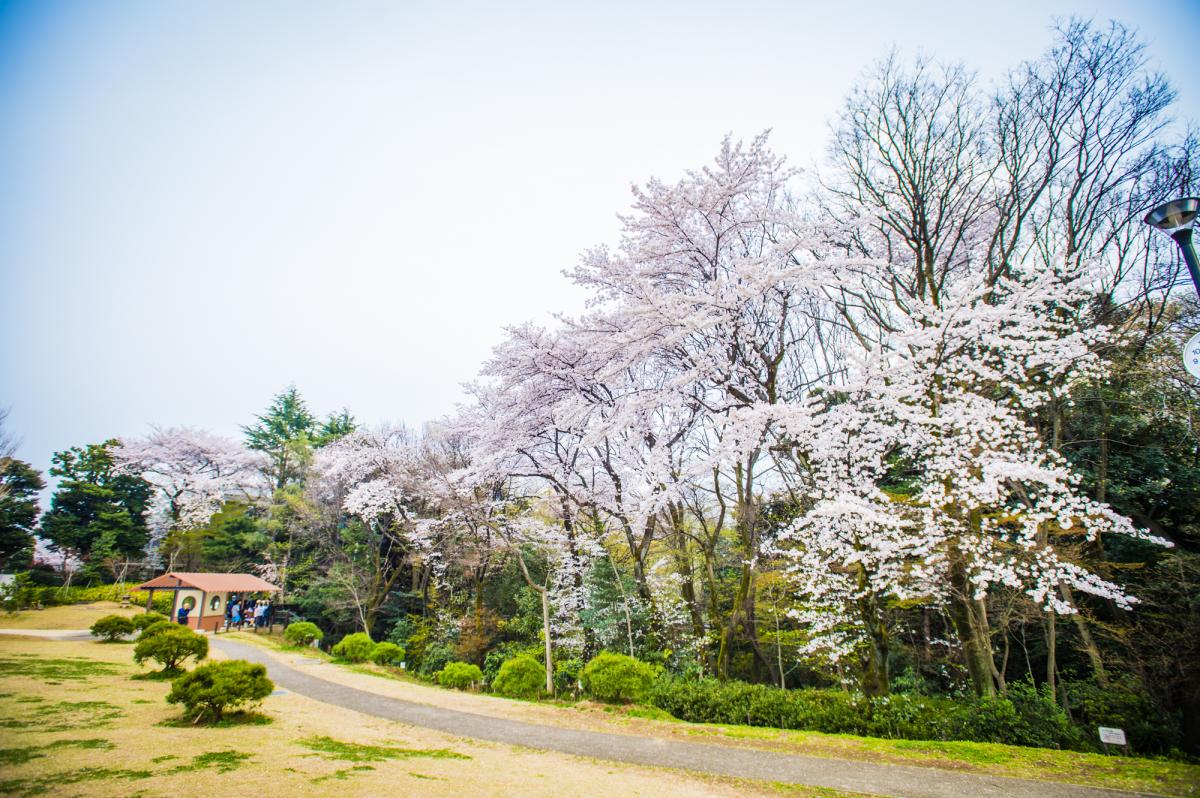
(1098, 726, 1128, 755)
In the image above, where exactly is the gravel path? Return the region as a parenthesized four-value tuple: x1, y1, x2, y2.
(210, 637, 1154, 798)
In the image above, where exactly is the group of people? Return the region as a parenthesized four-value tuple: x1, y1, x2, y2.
(224, 595, 272, 631)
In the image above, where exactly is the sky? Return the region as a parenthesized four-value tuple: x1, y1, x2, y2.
(1, 0, 1198, 496)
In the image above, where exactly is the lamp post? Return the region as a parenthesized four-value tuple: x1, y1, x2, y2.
(1144, 197, 1200, 299)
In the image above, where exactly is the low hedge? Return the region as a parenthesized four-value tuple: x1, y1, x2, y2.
(331, 633, 375, 663)
(283, 621, 324, 647)
(492, 656, 545, 698)
(437, 662, 483, 689)
(647, 677, 1084, 750)
(24, 585, 173, 613)
(582, 652, 657, 702)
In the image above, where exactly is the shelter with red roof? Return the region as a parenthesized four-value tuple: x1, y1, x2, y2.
(137, 572, 280, 632)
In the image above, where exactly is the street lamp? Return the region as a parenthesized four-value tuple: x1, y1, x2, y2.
(1144, 197, 1200, 299)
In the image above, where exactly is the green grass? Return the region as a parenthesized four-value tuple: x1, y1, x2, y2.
(0, 699, 123, 731)
(298, 736, 470, 763)
(157, 710, 273, 728)
(0, 656, 122, 680)
(0, 766, 154, 797)
(312, 764, 376, 783)
(0, 738, 113, 767)
(171, 750, 254, 773)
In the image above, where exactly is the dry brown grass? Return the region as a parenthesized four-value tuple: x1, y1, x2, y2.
(0, 601, 145, 630)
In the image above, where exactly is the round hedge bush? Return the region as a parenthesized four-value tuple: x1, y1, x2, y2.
(582, 652, 656, 702)
(90, 614, 135, 642)
(131, 612, 168, 631)
(138, 619, 174, 640)
(437, 661, 483, 689)
(167, 659, 274, 722)
(331, 632, 375, 663)
(491, 655, 545, 698)
(371, 642, 404, 666)
(283, 621, 324, 647)
(133, 626, 208, 674)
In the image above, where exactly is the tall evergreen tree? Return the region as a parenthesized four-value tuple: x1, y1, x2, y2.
(40, 441, 151, 576)
(0, 458, 45, 571)
(242, 386, 318, 490)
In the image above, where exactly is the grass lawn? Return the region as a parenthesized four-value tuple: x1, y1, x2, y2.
(0, 616, 855, 798)
(0, 601, 147, 629)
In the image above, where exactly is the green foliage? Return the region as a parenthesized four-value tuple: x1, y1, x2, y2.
(370, 642, 404, 666)
(137, 620, 173, 640)
(437, 662, 483, 689)
(554, 657, 584, 696)
(491, 655, 545, 698)
(39, 441, 151, 576)
(89, 614, 134, 641)
(1066, 677, 1180, 754)
(19, 585, 172, 614)
(166, 660, 273, 722)
(131, 612, 167, 631)
(242, 386, 318, 489)
(0, 459, 44, 571)
(331, 632, 375, 663)
(0, 572, 35, 613)
(647, 676, 1084, 750)
(582, 652, 656, 702)
(418, 643, 455, 677)
(283, 621, 324, 647)
(133, 626, 208, 673)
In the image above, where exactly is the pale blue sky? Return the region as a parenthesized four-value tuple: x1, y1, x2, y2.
(1, 1, 1197, 493)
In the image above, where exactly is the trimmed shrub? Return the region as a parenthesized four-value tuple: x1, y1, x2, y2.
(90, 614, 135, 642)
(437, 661, 483, 689)
(167, 660, 274, 722)
(582, 652, 656, 702)
(131, 612, 167, 631)
(138, 619, 174, 640)
(492, 655, 545, 698)
(283, 621, 324, 647)
(133, 626, 208, 673)
(646, 676, 1082, 750)
(331, 632, 375, 663)
(371, 642, 404, 666)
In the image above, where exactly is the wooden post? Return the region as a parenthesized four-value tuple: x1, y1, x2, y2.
(145, 589, 153, 612)
(195, 591, 206, 632)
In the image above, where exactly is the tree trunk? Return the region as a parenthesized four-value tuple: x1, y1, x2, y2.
(541, 587, 554, 695)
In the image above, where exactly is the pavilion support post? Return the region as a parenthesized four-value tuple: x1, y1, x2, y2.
(145, 590, 153, 612)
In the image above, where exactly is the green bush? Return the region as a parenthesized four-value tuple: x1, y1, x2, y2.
(89, 614, 135, 641)
(167, 660, 274, 722)
(131, 612, 167, 631)
(283, 621, 324, 647)
(437, 661, 483, 689)
(25, 585, 172, 613)
(482, 643, 542, 684)
(371, 642, 404, 666)
(331, 632, 375, 663)
(582, 652, 656, 702)
(133, 626, 208, 674)
(646, 676, 1082, 750)
(492, 656, 545, 698)
(138, 620, 174, 640)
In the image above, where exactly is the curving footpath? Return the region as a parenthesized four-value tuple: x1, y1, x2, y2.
(211, 637, 1155, 798)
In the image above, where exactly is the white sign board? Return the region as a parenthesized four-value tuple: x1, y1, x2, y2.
(1098, 726, 1127, 746)
(1184, 332, 1200, 380)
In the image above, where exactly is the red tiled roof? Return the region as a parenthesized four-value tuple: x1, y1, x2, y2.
(137, 572, 280, 593)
